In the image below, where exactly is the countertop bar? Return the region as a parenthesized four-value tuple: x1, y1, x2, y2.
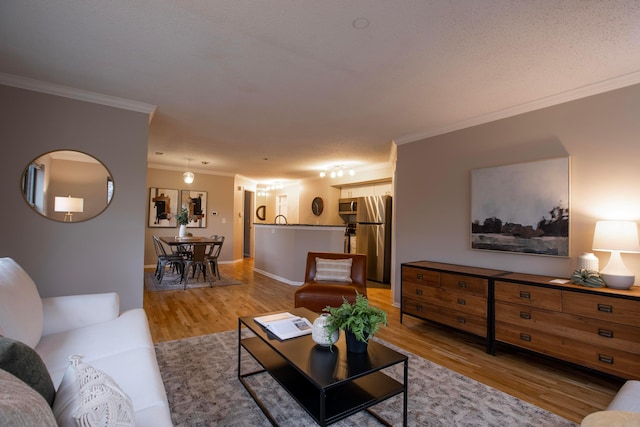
(254, 224, 345, 285)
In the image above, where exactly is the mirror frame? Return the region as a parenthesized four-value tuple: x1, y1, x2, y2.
(256, 205, 266, 221)
(21, 149, 115, 223)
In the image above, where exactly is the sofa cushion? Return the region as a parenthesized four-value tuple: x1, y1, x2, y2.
(607, 380, 640, 412)
(0, 258, 44, 348)
(53, 355, 135, 427)
(36, 308, 154, 386)
(0, 336, 55, 406)
(0, 368, 57, 427)
(314, 257, 352, 283)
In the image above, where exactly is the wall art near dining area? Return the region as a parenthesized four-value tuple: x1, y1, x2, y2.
(471, 157, 570, 257)
(181, 190, 207, 228)
(149, 187, 178, 228)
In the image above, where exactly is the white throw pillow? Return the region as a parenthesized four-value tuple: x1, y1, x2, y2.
(314, 257, 353, 283)
(0, 258, 44, 348)
(53, 355, 135, 427)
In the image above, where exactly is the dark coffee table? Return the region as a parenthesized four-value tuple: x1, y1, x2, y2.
(238, 307, 408, 426)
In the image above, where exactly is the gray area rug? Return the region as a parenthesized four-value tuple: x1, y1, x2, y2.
(155, 330, 577, 426)
(144, 271, 242, 291)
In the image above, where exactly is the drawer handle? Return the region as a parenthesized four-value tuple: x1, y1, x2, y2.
(598, 354, 614, 365)
(415, 289, 423, 296)
(597, 303, 613, 313)
(416, 305, 423, 312)
(520, 333, 531, 342)
(457, 281, 467, 288)
(598, 329, 614, 338)
(519, 291, 531, 299)
(520, 311, 531, 320)
(416, 273, 424, 280)
(457, 317, 466, 324)
(457, 298, 466, 305)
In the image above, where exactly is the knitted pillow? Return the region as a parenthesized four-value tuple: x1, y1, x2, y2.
(314, 258, 353, 283)
(0, 335, 55, 406)
(0, 368, 57, 427)
(53, 355, 135, 427)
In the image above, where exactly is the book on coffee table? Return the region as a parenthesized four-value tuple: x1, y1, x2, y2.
(254, 312, 313, 340)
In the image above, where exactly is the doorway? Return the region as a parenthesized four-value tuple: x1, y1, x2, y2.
(243, 190, 254, 258)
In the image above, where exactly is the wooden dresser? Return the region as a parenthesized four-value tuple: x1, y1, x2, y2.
(401, 261, 508, 352)
(494, 272, 640, 379)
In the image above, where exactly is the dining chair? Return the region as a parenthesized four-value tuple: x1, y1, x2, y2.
(152, 236, 185, 283)
(206, 235, 224, 281)
(183, 243, 214, 289)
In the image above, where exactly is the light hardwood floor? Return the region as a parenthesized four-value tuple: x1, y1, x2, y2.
(143, 259, 623, 424)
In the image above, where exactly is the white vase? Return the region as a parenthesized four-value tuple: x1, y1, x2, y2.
(179, 224, 187, 237)
(312, 314, 339, 347)
(578, 252, 599, 271)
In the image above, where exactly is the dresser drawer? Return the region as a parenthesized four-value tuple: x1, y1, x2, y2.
(496, 301, 640, 354)
(495, 281, 562, 311)
(562, 292, 640, 327)
(440, 273, 487, 296)
(401, 267, 439, 287)
(495, 323, 564, 355)
(403, 297, 486, 337)
(402, 281, 439, 301)
(435, 288, 487, 317)
(556, 337, 640, 380)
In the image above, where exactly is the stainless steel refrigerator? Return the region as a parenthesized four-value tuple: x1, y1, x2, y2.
(356, 195, 392, 283)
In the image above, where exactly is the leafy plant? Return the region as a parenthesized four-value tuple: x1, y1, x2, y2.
(323, 292, 387, 343)
(177, 208, 190, 225)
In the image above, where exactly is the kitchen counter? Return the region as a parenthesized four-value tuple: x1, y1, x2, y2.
(254, 224, 345, 285)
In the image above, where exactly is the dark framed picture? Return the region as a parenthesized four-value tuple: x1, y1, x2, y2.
(149, 188, 179, 227)
(181, 190, 207, 228)
(471, 157, 570, 257)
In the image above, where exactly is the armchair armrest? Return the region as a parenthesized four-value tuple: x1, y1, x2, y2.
(41, 292, 120, 336)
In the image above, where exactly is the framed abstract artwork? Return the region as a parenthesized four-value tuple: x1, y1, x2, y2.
(181, 190, 207, 228)
(149, 188, 179, 228)
(471, 157, 570, 257)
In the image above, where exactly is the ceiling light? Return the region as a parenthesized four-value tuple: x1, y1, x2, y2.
(321, 164, 356, 178)
(183, 159, 194, 184)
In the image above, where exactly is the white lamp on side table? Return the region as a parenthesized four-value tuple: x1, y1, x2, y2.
(54, 195, 84, 222)
(592, 220, 640, 289)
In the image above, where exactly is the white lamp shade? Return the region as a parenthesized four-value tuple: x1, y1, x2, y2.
(54, 196, 84, 213)
(183, 171, 195, 184)
(592, 220, 640, 253)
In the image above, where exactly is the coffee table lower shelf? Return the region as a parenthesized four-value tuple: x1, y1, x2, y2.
(239, 336, 406, 426)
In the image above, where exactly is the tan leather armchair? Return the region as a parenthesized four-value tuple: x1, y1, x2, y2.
(294, 252, 367, 312)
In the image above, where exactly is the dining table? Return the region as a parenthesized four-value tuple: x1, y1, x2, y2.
(159, 236, 223, 285)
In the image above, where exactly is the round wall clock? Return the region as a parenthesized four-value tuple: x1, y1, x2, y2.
(312, 197, 324, 216)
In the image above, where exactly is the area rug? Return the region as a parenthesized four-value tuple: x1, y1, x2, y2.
(144, 271, 242, 291)
(155, 330, 577, 426)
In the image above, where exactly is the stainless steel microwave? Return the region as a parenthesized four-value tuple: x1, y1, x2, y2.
(338, 198, 358, 215)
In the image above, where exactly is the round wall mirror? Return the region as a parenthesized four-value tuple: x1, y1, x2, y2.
(256, 205, 266, 221)
(312, 197, 324, 216)
(21, 150, 114, 223)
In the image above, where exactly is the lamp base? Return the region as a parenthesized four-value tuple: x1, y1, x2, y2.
(600, 273, 635, 290)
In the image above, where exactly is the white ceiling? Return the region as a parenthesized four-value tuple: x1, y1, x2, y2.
(1, 1, 640, 183)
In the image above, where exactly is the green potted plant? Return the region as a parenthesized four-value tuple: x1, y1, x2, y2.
(177, 208, 189, 237)
(323, 292, 387, 353)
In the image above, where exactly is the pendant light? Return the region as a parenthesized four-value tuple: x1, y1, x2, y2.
(183, 159, 194, 184)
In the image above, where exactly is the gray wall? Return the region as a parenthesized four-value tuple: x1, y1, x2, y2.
(0, 84, 149, 311)
(394, 83, 640, 305)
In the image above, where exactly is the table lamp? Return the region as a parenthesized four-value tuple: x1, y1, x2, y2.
(54, 196, 84, 222)
(592, 220, 640, 289)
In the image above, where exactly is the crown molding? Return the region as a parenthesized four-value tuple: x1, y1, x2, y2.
(395, 71, 640, 145)
(0, 72, 156, 121)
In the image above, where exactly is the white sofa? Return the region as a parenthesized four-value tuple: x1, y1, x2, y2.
(0, 257, 172, 426)
(581, 381, 640, 426)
